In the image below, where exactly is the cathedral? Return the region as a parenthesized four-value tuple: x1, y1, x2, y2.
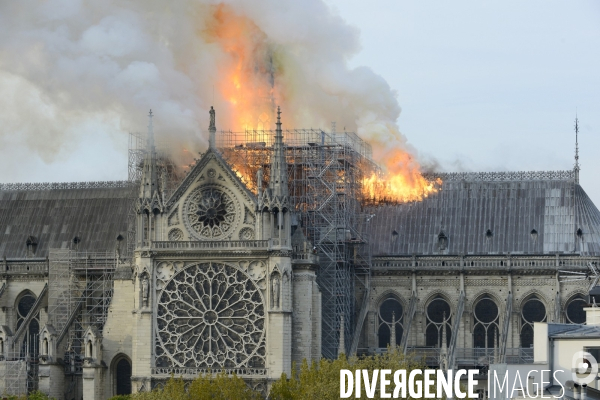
(0, 108, 598, 399)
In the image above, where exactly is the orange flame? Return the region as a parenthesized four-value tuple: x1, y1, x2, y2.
(362, 149, 441, 204)
(204, 3, 439, 204)
(204, 4, 277, 131)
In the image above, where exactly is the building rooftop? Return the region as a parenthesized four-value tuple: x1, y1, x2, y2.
(548, 322, 600, 339)
(0, 182, 132, 259)
(368, 170, 600, 256)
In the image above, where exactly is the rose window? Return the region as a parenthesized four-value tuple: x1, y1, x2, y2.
(155, 262, 266, 369)
(184, 187, 237, 239)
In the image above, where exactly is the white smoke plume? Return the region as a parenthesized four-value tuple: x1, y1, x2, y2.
(0, 0, 420, 178)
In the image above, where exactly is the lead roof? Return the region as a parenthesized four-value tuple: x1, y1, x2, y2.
(368, 171, 600, 256)
(0, 183, 132, 258)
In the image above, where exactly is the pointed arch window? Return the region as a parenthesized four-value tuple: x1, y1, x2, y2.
(425, 296, 451, 347)
(520, 296, 546, 348)
(378, 296, 403, 348)
(16, 292, 39, 358)
(473, 296, 499, 348)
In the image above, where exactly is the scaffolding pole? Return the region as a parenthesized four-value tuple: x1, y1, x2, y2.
(48, 250, 116, 377)
(218, 128, 377, 358)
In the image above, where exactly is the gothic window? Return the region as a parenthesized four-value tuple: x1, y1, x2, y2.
(425, 296, 452, 347)
(16, 292, 39, 358)
(565, 295, 587, 324)
(473, 296, 499, 348)
(184, 187, 238, 240)
(115, 357, 132, 395)
(155, 262, 265, 370)
(520, 296, 546, 348)
(378, 296, 403, 348)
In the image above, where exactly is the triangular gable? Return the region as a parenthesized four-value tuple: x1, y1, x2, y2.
(164, 148, 258, 242)
(166, 148, 255, 209)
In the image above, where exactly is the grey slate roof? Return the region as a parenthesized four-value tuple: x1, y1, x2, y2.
(0, 182, 133, 258)
(368, 170, 600, 256)
(548, 322, 600, 339)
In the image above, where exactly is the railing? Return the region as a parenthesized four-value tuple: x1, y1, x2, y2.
(0, 181, 132, 191)
(151, 367, 267, 377)
(291, 252, 319, 264)
(376, 347, 533, 366)
(404, 347, 442, 366)
(422, 170, 575, 183)
(0, 263, 48, 274)
(152, 240, 269, 250)
(269, 238, 289, 248)
(505, 347, 534, 364)
(454, 348, 496, 365)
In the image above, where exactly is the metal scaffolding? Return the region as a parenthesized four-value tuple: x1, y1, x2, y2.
(217, 128, 377, 358)
(48, 250, 116, 377)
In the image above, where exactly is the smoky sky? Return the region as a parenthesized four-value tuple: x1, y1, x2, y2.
(0, 0, 416, 178)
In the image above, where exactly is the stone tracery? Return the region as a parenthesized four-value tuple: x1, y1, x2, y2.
(155, 262, 266, 370)
(184, 187, 238, 240)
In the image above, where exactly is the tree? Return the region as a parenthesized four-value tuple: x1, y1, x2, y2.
(126, 372, 260, 400)
(269, 348, 425, 400)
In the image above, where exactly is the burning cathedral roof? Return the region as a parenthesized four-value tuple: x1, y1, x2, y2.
(368, 170, 600, 256)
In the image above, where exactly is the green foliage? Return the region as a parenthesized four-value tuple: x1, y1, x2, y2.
(108, 396, 132, 400)
(123, 349, 425, 400)
(0, 390, 56, 400)
(131, 372, 260, 400)
(27, 391, 55, 400)
(269, 348, 424, 400)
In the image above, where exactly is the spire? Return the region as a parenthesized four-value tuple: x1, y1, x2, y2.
(140, 110, 159, 202)
(147, 109, 155, 151)
(338, 314, 345, 356)
(390, 311, 396, 349)
(269, 106, 288, 197)
(209, 106, 216, 149)
(574, 115, 580, 184)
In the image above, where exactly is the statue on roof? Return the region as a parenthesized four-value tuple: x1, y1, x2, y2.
(209, 106, 216, 131)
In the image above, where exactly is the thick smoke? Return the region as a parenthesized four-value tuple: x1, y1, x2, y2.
(0, 0, 421, 177)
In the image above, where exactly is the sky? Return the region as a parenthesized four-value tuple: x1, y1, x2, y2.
(1, 1, 599, 203)
(324, 0, 600, 201)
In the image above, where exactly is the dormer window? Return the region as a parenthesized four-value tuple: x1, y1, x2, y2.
(486, 229, 493, 239)
(26, 236, 38, 255)
(438, 231, 448, 250)
(73, 236, 81, 250)
(530, 229, 538, 241)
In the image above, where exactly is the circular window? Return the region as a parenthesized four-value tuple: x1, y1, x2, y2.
(427, 298, 451, 323)
(475, 298, 498, 324)
(379, 298, 403, 323)
(155, 262, 265, 369)
(522, 298, 546, 324)
(18, 294, 35, 317)
(184, 187, 238, 240)
(566, 296, 587, 324)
